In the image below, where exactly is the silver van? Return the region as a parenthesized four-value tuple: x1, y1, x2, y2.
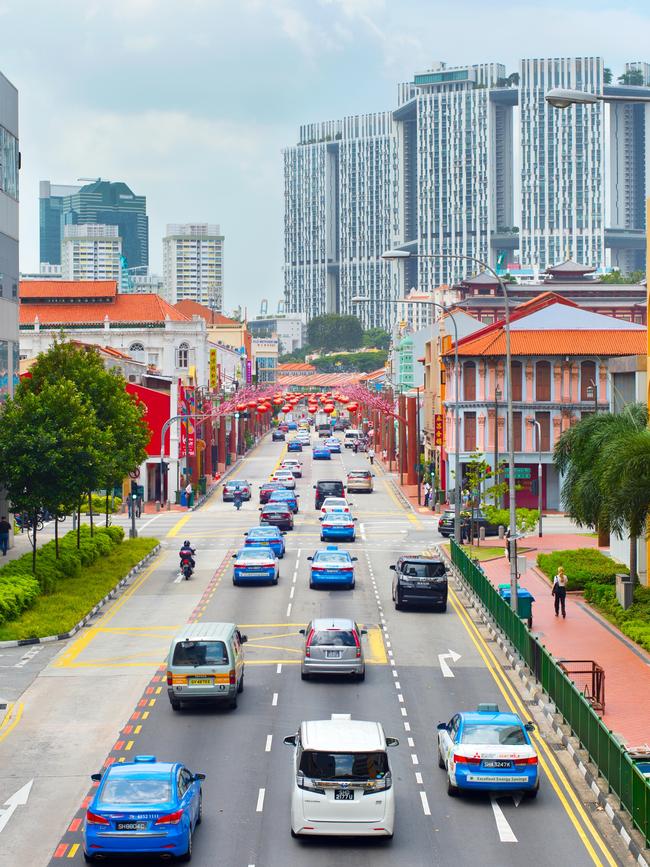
(166, 622, 247, 711)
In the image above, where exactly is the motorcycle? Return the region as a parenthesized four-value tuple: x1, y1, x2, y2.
(179, 541, 195, 580)
(233, 494, 243, 511)
(180, 560, 193, 580)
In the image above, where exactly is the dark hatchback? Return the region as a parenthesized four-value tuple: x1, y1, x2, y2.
(391, 556, 448, 611)
(313, 479, 345, 509)
(259, 482, 288, 504)
(437, 509, 499, 538)
(272, 430, 286, 442)
(259, 504, 294, 531)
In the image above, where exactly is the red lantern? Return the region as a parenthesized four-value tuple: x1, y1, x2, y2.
(273, 397, 284, 406)
(282, 404, 291, 413)
(236, 403, 247, 412)
(347, 402, 358, 411)
(323, 404, 335, 415)
(247, 400, 257, 409)
(338, 395, 349, 403)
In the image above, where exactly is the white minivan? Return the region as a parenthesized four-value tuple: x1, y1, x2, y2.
(344, 429, 361, 449)
(284, 715, 398, 838)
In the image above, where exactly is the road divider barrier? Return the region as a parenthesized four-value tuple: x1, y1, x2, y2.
(450, 539, 650, 851)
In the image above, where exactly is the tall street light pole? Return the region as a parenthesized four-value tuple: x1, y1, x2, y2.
(527, 418, 543, 538)
(379, 249, 518, 610)
(494, 384, 502, 507)
(351, 292, 461, 544)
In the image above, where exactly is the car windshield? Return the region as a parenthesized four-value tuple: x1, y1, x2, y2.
(250, 528, 278, 537)
(325, 514, 350, 523)
(323, 498, 346, 507)
(348, 472, 369, 479)
(99, 778, 172, 806)
(264, 507, 288, 515)
(299, 751, 388, 781)
(240, 548, 273, 560)
(461, 723, 527, 746)
(401, 562, 446, 578)
(229, 480, 248, 488)
(314, 552, 350, 565)
(269, 492, 292, 499)
(311, 629, 356, 646)
(172, 640, 228, 666)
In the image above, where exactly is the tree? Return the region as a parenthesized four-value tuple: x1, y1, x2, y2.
(362, 328, 390, 351)
(604, 68, 613, 84)
(307, 315, 363, 352)
(618, 70, 645, 86)
(554, 404, 648, 580)
(0, 381, 101, 571)
(600, 269, 645, 284)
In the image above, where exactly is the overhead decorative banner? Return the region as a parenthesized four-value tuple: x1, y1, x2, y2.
(434, 413, 444, 446)
(178, 382, 196, 458)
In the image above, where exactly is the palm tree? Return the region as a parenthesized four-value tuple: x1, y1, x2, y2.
(554, 403, 648, 581)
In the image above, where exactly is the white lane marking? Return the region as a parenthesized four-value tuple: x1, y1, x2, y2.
(256, 788, 266, 812)
(289, 586, 295, 599)
(411, 754, 419, 766)
(398, 694, 404, 703)
(394, 682, 401, 689)
(360, 523, 366, 540)
(265, 735, 273, 752)
(415, 771, 423, 784)
(392, 670, 398, 677)
(408, 737, 415, 747)
(14, 647, 42, 668)
(404, 722, 411, 731)
(174, 572, 184, 584)
(139, 514, 163, 532)
(401, 708, 407, 717)
(276, 664, 282, 674)
(0, 779, 33, 833)
(420, 791, 431, 816)
(286, 603, 292, 617)
(438, 649, 462, 678)
(490, 798, 518, 843)
(272, 692, 278, 706)
(292, 575, 297, 584)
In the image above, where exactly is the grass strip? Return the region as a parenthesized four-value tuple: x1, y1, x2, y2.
(0, 537, 159, 641)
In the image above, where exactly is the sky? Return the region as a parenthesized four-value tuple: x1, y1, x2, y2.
(2, 0, 650, 316)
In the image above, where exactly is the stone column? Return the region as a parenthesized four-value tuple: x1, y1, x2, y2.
(406, 396, 418, 485)
(477, 413, 486, 453)
(552, 414, 562, 447)
(525, 363, 534, 401)
(570, 365, 579, 402)
(553, 364, 562, 402)
(525, 414, 535, 451)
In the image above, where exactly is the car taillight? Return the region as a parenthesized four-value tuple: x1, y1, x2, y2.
(154, 809, 184, 826)
(353, 631, 361, 658)
(305, 628, 315, 657)
(86, 810, 110, 826)
(514, 756, 538, 766)
(453, 754, 481, 765)
(229, 669, 236, 685)
(166, 670, 172, 686)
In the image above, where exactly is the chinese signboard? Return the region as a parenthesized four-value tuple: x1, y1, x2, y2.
(434, 413, 444, 446)
(246, 358, 252, 384)
(209, 348, 217, 390)
(178, 382, 196, 458)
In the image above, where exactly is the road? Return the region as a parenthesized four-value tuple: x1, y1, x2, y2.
(0, 433, 633, 866)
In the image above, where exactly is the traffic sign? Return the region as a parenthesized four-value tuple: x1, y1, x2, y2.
(128, 468, 140, 479)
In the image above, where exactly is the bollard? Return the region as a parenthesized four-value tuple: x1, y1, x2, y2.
(155, 500, 161, 512)
(479, 526, 486, 541)
(498, 525, 505, 538)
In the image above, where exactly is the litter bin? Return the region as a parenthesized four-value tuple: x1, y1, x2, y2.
(499, 586, 535, 628)
(616, 573, 633, 610)
(188, 492, 195, 508)
(180, 492, 187, 507)
(198, 476, 207, 496)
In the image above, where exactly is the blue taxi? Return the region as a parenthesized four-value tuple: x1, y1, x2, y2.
(232, 546, 279, 585)
(307, 545, 357, 589)
(320, 512, 357, 542)
(268, 489, 300, 513)
(437, 704, 539, 798)
(244, 526, 286, 558)
(83, 755, 204, 862)
(312, 445, 331, 460)
(287, 439, 303, 452)
(324, 437, 341, 453)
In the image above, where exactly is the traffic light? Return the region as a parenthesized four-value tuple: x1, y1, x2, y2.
(130, 480, 138, 499)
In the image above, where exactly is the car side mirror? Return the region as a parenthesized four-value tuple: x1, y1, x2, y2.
(436, 722, 449, 731)
(386, 737, 399, 748)
(525, 722, 535, 732)
(283, 735, 297, 747)
(243, 532, 248, 536)
(194, 772, 206, 781)
(318, 517, 323, 522)
(231, 553, 237, 558)
(241, 635, 248, 643)
(389, 564, 396, 571)
(258, 507, 262, 511)
(360, 628, 368, 635)
(90, 773, 102, 782)
(298, 628, 305, 635)
(353, 517, 358, 522)
(281, 531, 287, 536)
(307, 556, 313, 561)
(351, 557, 358, 562)
(312, 485, 316, 489)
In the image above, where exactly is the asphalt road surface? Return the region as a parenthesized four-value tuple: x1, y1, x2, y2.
(0, 433, 634, 867)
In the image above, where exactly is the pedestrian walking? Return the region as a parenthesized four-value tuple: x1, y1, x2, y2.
(423, 481, 432, 508)
(382, 449, 387, 463)
(0, 516, 11, 555)
(504, 527, 511, 562)
(552, 566, 569, 618)
(461, 516, 471, 546)
(368, 447, 375, 465)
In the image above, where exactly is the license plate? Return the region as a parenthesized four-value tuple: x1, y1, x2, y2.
(483, 760, 513, 769)
(325, 651, 341, 659)
(245, 571, 270, 577)
(334, 790, 354, 800)
(116, 821, 147, 831)
(189, 678, 213, 685)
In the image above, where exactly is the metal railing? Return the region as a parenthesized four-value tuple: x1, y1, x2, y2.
(450, 540, 650, 847)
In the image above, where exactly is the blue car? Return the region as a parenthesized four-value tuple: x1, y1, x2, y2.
(268, 489, 299, 513)
(287, 421, 298, 430)
(83, 755, 204, 862)
(244, 526, 286, 558)
(287, 440, 303, 452)
(320, 512, 357, 541)
(232, 546, 279, 585)
(312, 445, 331, 460)
(324, 437, 341, 453)
(437, 704, 539, 797)
(308, 545, 357, 589)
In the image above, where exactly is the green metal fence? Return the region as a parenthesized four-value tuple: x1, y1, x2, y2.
(450, 540, 650, 847)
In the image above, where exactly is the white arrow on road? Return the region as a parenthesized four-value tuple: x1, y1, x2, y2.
(438, 649, 461, 678)
(0, 780, 33, 834)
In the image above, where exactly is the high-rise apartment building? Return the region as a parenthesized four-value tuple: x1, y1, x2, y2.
(163, 224, 224, 309)
(284, 113, 399, 328)
(39, 178, 148, 269)
(61, 224, 122, 281)
(284, 55, 649, 325)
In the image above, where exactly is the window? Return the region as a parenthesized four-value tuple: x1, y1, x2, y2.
(464, 412, 476, 451)
(512, 411, 522, 451)
(128, 342, 145, 363)
(535, 411, 551, 451)
(510, 361, 522, 401)
(298, 750, 388, 781)
(463, 361, 476, 401)
(580, 360, 596, 401)
(177, 342, 189, 368)
(147, 352, 159, 367)
(535, 361, 551, 401)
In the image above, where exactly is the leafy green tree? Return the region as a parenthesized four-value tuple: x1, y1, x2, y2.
(0, 381, 102, 571)
(307, 315, 363, 352)
(618, 70, 644, 86)
(362, 328, 390, 351)
(604, 68, 613, 84)
(600, 269, 645, 284)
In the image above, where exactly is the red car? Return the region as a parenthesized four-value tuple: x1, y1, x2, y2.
(259, 482, 288, 504)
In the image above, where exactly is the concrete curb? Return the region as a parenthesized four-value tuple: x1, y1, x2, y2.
(439, 546, 650, 866)
(0, 544, 162, 650)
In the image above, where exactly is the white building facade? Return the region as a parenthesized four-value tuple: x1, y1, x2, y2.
(163, 223, 224, 309)
(61, 223, 122, 281)
(247, 312, 306, 354)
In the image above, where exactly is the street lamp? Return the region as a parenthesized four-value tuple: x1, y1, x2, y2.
(351, 292, 462, 543)
(586, 381, 598, 414)
(546, 87, 650, 108)
(527, 418, 543, 538)
(494, 384, 502, 507)
(381, 248, 519, 610)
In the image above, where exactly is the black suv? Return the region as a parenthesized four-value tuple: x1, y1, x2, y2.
(313, 480, 345, 509)
(272, 430, 285, 442)
(390, 556, 448, 611)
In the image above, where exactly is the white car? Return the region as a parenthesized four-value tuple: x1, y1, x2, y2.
(320, 496, 352, 515)
(284, 715, 398, 838)
(281, 459, 303, 478)
(271, 469, 296, 490)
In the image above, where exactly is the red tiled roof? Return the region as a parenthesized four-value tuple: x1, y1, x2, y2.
(447, 330, 646, 357)
(175, 300, 239, 326)
(20, 280, 118, 298)
(19, 294, 189, 325)
(277, 373, 362, 387)
(277, 362, 316, 372)
(359, 368, 386, 381)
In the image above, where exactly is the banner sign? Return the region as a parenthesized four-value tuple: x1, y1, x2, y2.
(209, 348, 218, 389)
(178, 382, 196, 458)
(246, 358, 252, 384)
(434, 413, 444, 446)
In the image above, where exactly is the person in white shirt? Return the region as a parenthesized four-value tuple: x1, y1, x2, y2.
(552, 566, 568, 618)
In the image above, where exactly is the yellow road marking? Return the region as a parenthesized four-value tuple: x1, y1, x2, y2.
(0, 702, 23, 744)
(448, 585, 616, 867)
(67, 843, 79, 858)
(167, 512, 192, 538)
(142, 711, 149, 720)
(125, 740, 134, 751)
(246, 631, 300, 642)
(246, 643, 304, 655)
(381, 475, 421, 527)
(366, 626, 388, 663)
(134, 725, 142, 734)
(148, 699, 156, 707)
(0, 702, 14, 730)
(155, 686, 162, 694)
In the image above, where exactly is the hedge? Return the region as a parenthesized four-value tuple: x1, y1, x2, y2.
(584, 582, 650, 654)
(536, 548, 628, 592)
(0, 526, 125, 626)
(80, 494, 123, 514)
